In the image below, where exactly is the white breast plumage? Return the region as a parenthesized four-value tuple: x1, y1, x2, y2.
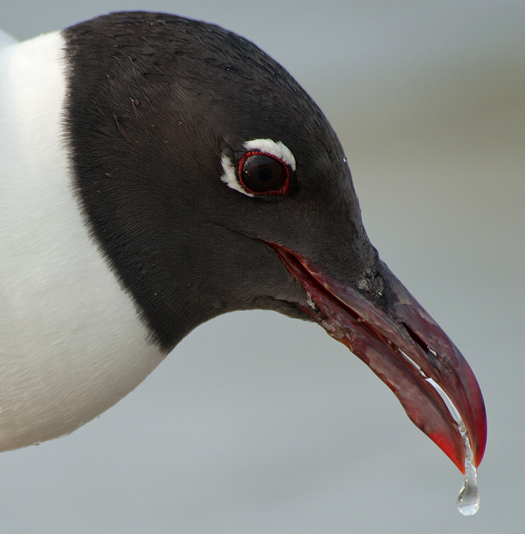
(0, 31, 164, 451)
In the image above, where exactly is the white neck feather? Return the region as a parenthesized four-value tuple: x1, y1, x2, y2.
(0, 32, 164, 451)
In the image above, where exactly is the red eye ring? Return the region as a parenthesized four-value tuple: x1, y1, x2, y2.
(238, 151, 291, 195)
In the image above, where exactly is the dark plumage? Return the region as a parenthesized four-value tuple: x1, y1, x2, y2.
(64, 12, 371, 349)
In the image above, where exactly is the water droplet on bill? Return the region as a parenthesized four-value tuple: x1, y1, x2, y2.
(457, 461, 480, 516)
(424, 378, 481, 516)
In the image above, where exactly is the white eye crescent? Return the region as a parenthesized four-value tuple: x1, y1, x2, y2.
(220, 139, 296, 197)
(243, 139, 296, 171)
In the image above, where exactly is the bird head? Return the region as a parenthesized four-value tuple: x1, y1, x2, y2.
(64, 11, 486, 472)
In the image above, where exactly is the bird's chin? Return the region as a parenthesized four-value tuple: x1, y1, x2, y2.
(267, 243, 487, 474)
(241, 296, 317, 322)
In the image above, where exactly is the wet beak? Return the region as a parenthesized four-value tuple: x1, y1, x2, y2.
(271, 245, 487, 473)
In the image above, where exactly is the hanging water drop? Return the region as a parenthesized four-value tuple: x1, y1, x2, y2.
(457, 461, 480, 515)
(423, 378, 481, 516)
(456, 420, 480, 516)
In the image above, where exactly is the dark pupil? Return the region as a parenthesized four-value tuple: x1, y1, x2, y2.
(242, 155, 287, 193)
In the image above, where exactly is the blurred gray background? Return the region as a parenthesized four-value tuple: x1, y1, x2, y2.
(1, 1, 523, 532)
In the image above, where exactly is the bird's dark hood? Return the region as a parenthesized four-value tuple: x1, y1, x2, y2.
(63, 11, 487, 475)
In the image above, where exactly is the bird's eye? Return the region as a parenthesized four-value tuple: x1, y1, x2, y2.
(238, 152, 291, 195)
